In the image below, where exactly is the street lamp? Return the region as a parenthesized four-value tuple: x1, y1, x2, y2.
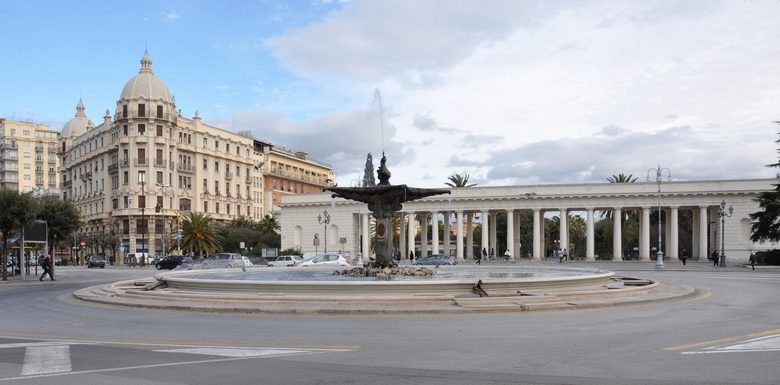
(318, 210, 331, 253)
(717, 200, 733, 267)
(647, 165, 671, 269)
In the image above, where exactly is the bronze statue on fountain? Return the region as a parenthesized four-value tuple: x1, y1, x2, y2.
(326, 153, 450, 268)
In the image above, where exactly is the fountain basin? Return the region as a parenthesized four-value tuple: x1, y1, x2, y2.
(156, 266, 616, 297)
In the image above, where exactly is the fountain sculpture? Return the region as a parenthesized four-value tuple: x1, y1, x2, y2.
(326, 153, 450, 267)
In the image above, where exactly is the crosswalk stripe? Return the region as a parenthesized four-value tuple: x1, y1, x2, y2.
(153, 347, 333, 357)
(681, 334, 780, 354)
(21, 345, 71, 375)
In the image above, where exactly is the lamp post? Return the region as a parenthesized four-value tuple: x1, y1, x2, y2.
(647, 165, 671, 269)
(318, 210, 331, 253)
(717, 200, 733, 267)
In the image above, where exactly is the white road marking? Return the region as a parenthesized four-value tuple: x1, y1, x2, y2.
(682, 334, 780, 354)
(0, 341, 86, 349)
(153, 347, 346, 357)
(20, 345, 71, 375)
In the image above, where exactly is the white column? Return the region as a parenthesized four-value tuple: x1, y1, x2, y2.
(559, 208, 568, 253)
(533, 209, 541, 261)
(506, 209, 514, 260)
(586, 208, 595, 261)
(420, 214, 428, 258)
(613, 207, 623, 261)
(361, 213, 370, 260)
(692, 209, 699, 259)
(490, 213, 497, 258)
(399, 213, 406, 260)
(407, 212, 416, 259)
(665, 209, 672, 256)
(443, 212, 451, 257)
(699, 206, 708, 261)
(466, 213, 474, 260)
(670, 207, 679, 261)
(456, 211, 464, 261)
(431, 211, 439, 255)
(640, 207, 651, 261)
(514, 211, 522, 257)
(481, 211, 489, 259)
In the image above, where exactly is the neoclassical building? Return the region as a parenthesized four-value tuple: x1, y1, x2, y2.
(279, 178, 777, 264)
(60, 52, 265, 259)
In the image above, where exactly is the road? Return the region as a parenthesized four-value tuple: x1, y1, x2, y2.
(0, 264, 778, 384)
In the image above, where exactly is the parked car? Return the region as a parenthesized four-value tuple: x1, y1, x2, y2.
(267, 255, 303, 267)
(87, 255, 106, 268)
(413, 254, 457, 266)
(126, 252, 151, 267)
(200, 253, 251, 269)
(155, 255, 194, 270)
(297, 253, 350, 267)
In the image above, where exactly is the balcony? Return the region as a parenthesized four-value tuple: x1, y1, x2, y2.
(225, 172, 233, 180)
(154, 158, 166, 168)
(0, 142, 17, 149)
(34, 145, 44, 152)
(177, 163, 194, 173)
(108, 164, 118, 173)
(119, 158, 130, 168)
(62, 180, 72, 188)
(133, 158, 148, 166)
(114, 110, 177, 122)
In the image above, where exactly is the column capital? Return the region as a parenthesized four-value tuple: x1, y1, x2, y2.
(585, 207, 595, 211)
(641, 206, 652, 210)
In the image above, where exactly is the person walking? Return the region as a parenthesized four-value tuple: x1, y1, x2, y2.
(489, 248, 495, 261)
(39, 254, 54, 281)
(504, 249, 511, 262)
(480, 248, 487, 265)
(712, 250, 719, 267)
(562, 248, 568, 263)
(681, 248, 687, 266)
(409, 250, 414, 262)
(749, 250, 756, 271)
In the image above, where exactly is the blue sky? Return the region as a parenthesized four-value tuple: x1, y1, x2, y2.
(2, 0, 780, 188)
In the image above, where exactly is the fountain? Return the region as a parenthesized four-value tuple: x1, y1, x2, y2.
(326, 153, 450, 267)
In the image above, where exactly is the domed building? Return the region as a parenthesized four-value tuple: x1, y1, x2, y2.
(59, 52, 271, 262)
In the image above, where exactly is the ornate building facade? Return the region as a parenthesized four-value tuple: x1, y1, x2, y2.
(60, 52, 265, 260)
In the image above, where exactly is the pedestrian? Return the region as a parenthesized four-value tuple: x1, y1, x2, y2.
(504, 249, 511, 262)
(39, 254, 54, 281)
(490, 248, 495, 260)
(749, 250, 756, 271)
(712, 250, 719, 267)
(562, 248, 568, 263)
(409, 250, 414, 262)
(681, 248, 687, 266)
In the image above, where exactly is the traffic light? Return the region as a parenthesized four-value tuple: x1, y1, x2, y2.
(155, 203, 162, 213)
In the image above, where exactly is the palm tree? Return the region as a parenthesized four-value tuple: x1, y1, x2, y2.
(257, 214, 280, 234)
(569, 215, 586, 258)
(445, 173, 477, 188)
(181, 212, 221, 258)
(601, 173, 638, 220)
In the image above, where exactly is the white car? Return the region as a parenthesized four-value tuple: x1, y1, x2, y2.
(267, 255, 303, 267)
(200, 253, 251, 268)
(297, 253, 350, 267)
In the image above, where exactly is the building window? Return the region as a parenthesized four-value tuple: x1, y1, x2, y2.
(203, 137, 207, 148)
(123, 171, 129, 185)
(203, 201, 208, 212)
(138, 103, 146, 117)
(156, 195, 163, 209)
(157, 105, 163, 118)
(180, 198, 191, 211)
(214, 181, 219, 195)
(203, 178, 207, 192)
(226, 143, 230, 153)
(138, 124, 145, 135)
(123, 104, 128, 118)
(215, 140, 219, 150)
(227, 204, 231, 215)
(215, 161, 219, 172)
(156, 125, 163, 136)
(138, 195, 146, 208)
(216, 202, 220, 214)
(203, 159, 207, 170)
(138, 171, 146, 183)
(156, 171, 163, 184)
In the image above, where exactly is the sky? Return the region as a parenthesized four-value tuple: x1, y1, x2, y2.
(1, 0, 779, 188)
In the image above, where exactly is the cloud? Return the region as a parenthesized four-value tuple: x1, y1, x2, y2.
(264, 0, 568, 82)
(161, 10, 179, 22)
(226, 107, 407, 176)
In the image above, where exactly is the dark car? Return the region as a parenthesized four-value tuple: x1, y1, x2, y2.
(87, 255, 106, 268)
(413, 254, 457, 266)
(155, 255, 194, 270)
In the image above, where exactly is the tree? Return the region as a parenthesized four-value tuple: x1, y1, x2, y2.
(445, 173, 477, 188)
(180, 212, 220, 258)
(0, 190, 38, 280)
(36, 195, 81, 263)
(601, 173, 638, 220)
(362, 153, 376, 187)
(751, 133, 780, 242)
(256, 214, 281, 250)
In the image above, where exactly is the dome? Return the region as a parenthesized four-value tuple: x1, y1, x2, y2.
(118, 52, 173, 103)
(61, 100, 94, 139)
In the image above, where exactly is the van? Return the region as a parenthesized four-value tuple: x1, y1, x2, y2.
(126, 252, 151, 267)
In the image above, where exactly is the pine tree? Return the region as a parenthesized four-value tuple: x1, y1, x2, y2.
(362, 153, 376, 187)
(750, 133, 780, 242)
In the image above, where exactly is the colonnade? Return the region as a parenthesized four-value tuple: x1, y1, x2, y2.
(397, 206, 714, 262)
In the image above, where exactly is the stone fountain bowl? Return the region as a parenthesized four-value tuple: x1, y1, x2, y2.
(155, 265, 616, 298)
